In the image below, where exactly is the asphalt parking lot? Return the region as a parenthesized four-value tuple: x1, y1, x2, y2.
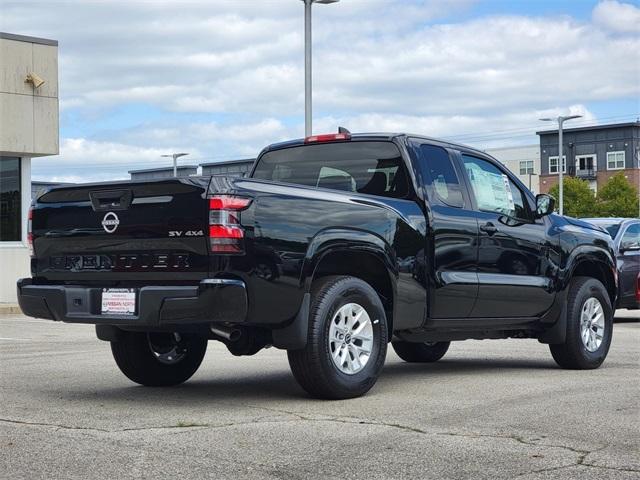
(1, 310, 638, 480)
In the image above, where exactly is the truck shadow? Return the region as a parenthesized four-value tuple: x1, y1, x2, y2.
(50, 356, 559, 405)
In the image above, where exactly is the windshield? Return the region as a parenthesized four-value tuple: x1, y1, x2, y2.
(252, 141, 409, 199)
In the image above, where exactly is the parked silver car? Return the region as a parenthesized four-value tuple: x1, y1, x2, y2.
(584, 218, 640, 310)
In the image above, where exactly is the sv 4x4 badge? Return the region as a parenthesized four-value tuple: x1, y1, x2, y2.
(168, 230, 204, 237)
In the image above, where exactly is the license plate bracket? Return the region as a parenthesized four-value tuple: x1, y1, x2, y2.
(101, 288, 136, 315)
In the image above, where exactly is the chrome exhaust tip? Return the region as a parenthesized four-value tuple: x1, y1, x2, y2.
(210, 325, 242, 342)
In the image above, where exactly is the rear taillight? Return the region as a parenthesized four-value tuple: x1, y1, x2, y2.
(304, 132, 351, 144)
(208, 195, 252, 254)
(27, 206, 34, 256)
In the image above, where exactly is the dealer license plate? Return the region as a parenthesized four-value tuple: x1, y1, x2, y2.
(101, 288, 136, 315)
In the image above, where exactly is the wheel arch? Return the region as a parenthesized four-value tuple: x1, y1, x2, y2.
(302, 229, 397, 338)
(567, 255, 617, 308)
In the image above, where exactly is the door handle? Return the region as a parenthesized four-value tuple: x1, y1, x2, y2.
(480, 222, 498, 235)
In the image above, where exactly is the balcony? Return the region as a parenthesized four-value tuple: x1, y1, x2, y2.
(576, 168, 597, 179)
(567, 166, 597, 179)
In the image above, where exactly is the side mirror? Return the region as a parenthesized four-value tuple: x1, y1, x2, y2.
(620, 241, 640, 252)
(535, 194, 555, 218)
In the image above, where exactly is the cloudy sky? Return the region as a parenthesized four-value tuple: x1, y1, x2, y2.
(2, 0, 639, 182)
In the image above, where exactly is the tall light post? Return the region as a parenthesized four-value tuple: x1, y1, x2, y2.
(539, 115, 581, 215)
(301, 0, 340, 137)
(528, 172, 538, 193)
(161, 152, 189, 178)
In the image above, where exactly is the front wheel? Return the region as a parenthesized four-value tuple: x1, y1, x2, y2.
(549, 277, 613, 369)
(287, 276, 388, 399)
(111, 331, 208, 386)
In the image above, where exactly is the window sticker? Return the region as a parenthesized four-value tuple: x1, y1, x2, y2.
(501, 174, 515, 211)
(466, 163, 515, 214)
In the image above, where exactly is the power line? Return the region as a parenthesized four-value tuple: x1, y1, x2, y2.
(443, 113, 639, 143)
(33, 113, 639, 171)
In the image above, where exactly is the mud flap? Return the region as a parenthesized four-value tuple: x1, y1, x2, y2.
(537, 302, 567, 344)
(271, 293, 310, 350)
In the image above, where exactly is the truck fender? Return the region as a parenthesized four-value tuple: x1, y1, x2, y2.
(563, 247, 617, 305)
(301, 227, 397, 294)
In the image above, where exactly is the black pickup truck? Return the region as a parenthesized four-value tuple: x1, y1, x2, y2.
(18, 130, 618, 399)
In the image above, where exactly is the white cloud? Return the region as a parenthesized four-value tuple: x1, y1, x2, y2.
(3, 0, 636, 182)
(31, 118, 293, 182)
(10, 0, 635, 119)
(593, 0, 640, 34)
(35, 104, 601, 183)
(32, 138, 204, 183)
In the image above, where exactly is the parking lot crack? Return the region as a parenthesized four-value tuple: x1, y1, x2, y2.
(0, 417, 231, 434)
(434, 430, 636, 477)
(0, 417, 111, 433)
(237, 404, 431, 435)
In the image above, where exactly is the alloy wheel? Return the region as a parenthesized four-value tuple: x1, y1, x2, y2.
(328, 303, 374, 375)
(580, 297, 605, 352)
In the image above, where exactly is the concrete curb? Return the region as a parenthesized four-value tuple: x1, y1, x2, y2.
(0, 304, 22, 315)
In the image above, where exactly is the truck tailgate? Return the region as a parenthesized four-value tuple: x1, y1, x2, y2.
(32, 179, 210, 283)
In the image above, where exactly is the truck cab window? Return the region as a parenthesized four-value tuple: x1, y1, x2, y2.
(253, 141, 409, 199)
(416, 144, 464, 208)
(462, 154, 530, 220)
(316, 167, 356, 192)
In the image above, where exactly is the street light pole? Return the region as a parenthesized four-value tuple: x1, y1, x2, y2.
(161, 153, 189, 178)
(304, 0, 312, 137)
(301, 0, 339, 137)
(539, 115, 581, 215)
(528, 172, 538, 193)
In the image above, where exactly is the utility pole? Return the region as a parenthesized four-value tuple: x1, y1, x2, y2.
(539, 115, 581, 215)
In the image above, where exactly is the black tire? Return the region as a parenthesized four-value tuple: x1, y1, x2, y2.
(287, 276, 388, 399)
(392, 341, 450, 363)
(111, 331, 208, 386)
(549, 277, 613, 369)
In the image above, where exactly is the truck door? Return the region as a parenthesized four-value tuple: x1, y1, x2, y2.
(411, 142, 479, 318)
(457, 153, 555, 318)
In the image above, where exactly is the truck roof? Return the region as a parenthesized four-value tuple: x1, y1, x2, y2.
(261, 132, 492, 160)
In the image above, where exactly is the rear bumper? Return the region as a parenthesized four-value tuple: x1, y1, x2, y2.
(16, 278, 248, 327)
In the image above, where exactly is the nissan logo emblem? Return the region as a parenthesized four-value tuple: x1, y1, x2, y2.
(101, 212, 120, 233)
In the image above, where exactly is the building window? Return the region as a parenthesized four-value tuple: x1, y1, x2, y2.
(519, 160, 534, 175)
(0, 157, 22, 242)
(576, 155, 596, 171)
(606, 151, 625, 170)
(575, 155, 597, 178)
(548, 156, 566, 174)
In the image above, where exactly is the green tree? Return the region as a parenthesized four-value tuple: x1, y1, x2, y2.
(549, 177, 597, 218)
(596, 172, 639, 218)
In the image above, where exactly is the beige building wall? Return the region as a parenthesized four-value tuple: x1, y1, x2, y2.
(1, 33, 59, 157)
(485, 145, 541, 193)
(0, 33, 58, 303)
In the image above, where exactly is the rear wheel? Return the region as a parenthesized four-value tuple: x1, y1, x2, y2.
(392, 341, 450, 363)
(287, 276, 388, 399)
(549, 277, 613, 369)
(111, 331, 207, 386)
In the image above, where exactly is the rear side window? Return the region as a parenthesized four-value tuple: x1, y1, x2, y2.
(462, 154, 530, 220)
(621, 223, 640, 243)
(415, 144, 464, 208)
(252, 142, 409, 198)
